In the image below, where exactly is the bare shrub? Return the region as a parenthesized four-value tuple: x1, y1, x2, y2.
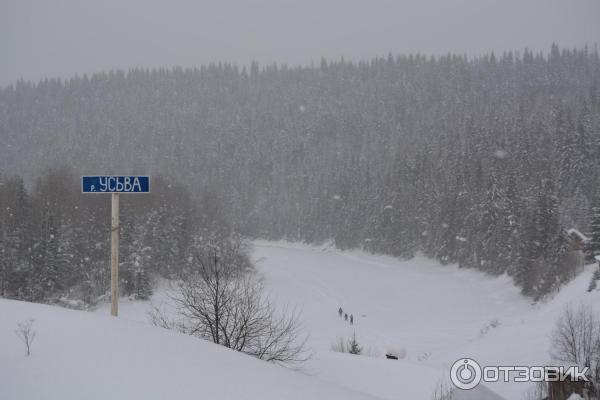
(153, 243, 310, 367)
(551, 304, 600, 393)
(15, 319, 36, 356)
(524, 381, 548, 400)
(148, 303, 189, 332)
(331, 336, 347, 353)
(330, 332, 362, 355)
(431, 379, 454, 400)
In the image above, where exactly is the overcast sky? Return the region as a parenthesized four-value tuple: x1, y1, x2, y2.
(1, 0, 599, 86)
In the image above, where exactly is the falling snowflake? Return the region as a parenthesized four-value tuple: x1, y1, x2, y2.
(493, 149, 508, 159)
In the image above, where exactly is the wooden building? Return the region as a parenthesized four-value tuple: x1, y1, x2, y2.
(567, 228, 591, 251)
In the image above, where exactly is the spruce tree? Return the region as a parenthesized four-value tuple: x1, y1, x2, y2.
(347, 332, 362, 355)
(590, 194, 600, 257)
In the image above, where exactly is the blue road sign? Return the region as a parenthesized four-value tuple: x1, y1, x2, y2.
(82, 176, 150, 193)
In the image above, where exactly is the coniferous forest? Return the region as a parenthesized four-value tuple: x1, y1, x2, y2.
(1, 45, 600, 303)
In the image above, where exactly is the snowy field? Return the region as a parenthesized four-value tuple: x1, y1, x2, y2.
(2, 241, 599, 399)
(250, 241, 600, 399)
(0, 298, 381, 400)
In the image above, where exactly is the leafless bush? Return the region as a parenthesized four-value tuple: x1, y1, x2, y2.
(330, 332, 362, 355)
(154, 243, 310, 367)
(431, 379, 454, 400)
(524, 381, 548, 400)
(15, 319, 36, 356)
(331, 336, 347, 353)
(148, 303, 190, 332)
(551, 304, 600, 391)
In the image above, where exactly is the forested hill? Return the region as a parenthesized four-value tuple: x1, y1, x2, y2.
(1, 45, 600, 299)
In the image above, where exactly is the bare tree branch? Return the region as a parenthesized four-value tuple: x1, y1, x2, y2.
(15, 318, 36, 357)
(152, 239, 311, 368)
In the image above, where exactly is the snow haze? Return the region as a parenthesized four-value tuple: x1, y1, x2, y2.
(1, 0, 599, 86)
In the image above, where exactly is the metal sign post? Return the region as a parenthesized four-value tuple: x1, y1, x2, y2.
(82, 176, 150, 317)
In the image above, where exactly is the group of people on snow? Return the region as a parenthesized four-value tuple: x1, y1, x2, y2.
(338, 307, 354, 325)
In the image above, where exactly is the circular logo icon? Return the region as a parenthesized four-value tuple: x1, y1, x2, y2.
(450, 358, 482, 390)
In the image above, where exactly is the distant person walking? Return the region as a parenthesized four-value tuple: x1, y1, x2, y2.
(350, 314, 354, 325)
(338, 307, 343, 317)
(344, 313, 348, 322)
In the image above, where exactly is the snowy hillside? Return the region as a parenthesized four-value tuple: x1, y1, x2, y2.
(251, 241, 600, 400)
(95, 241, 531, 399)
(2, 3, 598, 400)
(4, 241, 599, 400)
(0, 298, 382, 400)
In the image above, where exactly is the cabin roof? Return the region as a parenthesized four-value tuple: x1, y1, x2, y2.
(567, 228, 591, 242)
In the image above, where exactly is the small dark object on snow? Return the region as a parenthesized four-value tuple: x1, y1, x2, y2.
(385, 353, 398, 360)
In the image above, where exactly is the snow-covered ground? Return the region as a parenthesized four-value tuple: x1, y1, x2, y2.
(250, 241, 600, 399)
(0, 298, 382, 400)
(3, 241, 599, 399)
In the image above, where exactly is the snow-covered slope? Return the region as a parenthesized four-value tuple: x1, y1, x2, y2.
(6, 241, 598, 400)
(0, 298, 381, 400)
(251, 241, 600, 400)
